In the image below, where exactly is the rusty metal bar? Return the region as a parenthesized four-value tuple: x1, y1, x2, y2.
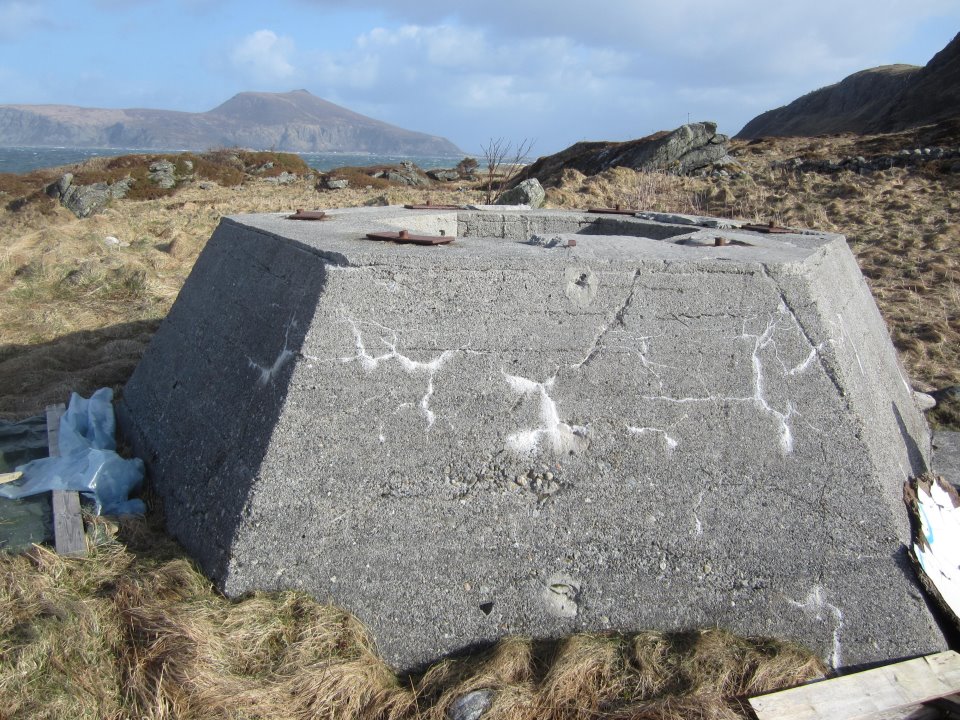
(366, 230, 454, 246)
(287, 209, 328, 220)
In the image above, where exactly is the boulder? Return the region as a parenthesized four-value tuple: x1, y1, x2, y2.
(427, 169, 460, 182)
(325, 178, 349, 190)
(511, 123, 731, 188)
(265, 172, 297, 185)
(496, 178, 545, 208)
(148, 160, 176, 189)
(46, 173, 73, 199)
(61, 177, 134, 218)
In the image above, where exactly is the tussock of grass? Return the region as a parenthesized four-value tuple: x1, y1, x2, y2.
(0, 519, 825, 719)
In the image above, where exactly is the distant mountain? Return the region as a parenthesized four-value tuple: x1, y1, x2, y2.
(736, 32, 960, 139)
(0, 90, 462, 155)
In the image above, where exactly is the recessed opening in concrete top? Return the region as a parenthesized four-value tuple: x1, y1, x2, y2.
(454, 210, 691, 242)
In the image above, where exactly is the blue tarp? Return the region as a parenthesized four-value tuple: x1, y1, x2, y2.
(0, 388, 145, 515)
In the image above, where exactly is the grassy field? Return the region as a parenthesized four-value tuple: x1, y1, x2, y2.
(0, 130, 956, 718)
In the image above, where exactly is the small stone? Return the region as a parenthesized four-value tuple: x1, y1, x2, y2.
(544, 471, 554, 481)
(447, 689, 495, 720)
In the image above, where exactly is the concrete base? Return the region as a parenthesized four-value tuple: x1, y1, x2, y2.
(118, 206, 946, 671)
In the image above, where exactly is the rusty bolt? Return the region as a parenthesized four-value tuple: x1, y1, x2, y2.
(399, 230, 409, 239)
(567, 238, 577, 248)
(715, 237, 729, 246)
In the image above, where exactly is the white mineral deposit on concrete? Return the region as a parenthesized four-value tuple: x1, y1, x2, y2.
(789, 585, 844, 669)
(248, 317, 298, 387)
(503, 372, 587, 456)
(627, 426, 679, 453)
(342, 319, 454, 429)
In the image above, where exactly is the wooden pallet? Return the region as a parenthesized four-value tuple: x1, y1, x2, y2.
(45, 404, 86, 557)
(750, 651, 960, 720)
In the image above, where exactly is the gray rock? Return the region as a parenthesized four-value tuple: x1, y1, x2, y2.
(46, 172, 73, 199)
(325, 178, 349, 190)
(183, 159, 194, 172)
(427, 169, 460, 182)
(447, 690, 495, 720)
(109, 177, 135, 199)
(59, 176, 133, 217)
(386, 169, 430, 187)
(198, 181, 214, 190)
(265, 172, 297, 186)
(149, 160, 176, 189)
(61, 183, 112, 218)
(496, 178, 545, 208)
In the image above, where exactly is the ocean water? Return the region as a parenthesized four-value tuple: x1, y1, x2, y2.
(0, 146, 465, 176)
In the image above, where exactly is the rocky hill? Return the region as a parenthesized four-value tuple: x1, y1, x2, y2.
(737, 32, 960, 139)
(511, 122, 732, 187)
(0, 90, 462, 155)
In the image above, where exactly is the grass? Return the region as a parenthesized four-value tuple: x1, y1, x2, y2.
(0, 515, 825, 719)
(0, 134, 956, 716)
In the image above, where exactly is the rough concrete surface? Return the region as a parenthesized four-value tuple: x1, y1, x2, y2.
(933, 430, 960, 488)
(118, 206, 946, 671)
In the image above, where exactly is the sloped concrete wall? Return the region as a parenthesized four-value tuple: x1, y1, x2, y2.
(118, 207, 944, 671)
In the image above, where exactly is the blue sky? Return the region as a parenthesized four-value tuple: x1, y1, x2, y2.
(1, 0, 958, 153)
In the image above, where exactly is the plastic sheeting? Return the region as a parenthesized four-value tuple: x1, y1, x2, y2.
(0, 388, 145, 515)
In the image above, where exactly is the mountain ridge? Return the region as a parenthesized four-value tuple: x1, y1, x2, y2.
(0, 90, 462, 155)
(736, 32, 960, 139)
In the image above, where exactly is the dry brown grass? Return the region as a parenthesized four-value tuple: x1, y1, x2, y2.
(0, 517, 825, 719)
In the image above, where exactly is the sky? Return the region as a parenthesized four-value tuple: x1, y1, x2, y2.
(0, 1, 958, 154)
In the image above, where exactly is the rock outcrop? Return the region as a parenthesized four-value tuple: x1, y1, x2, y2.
(496, 178, 545, 207)
(0, 89, 462, 156)
(511, 122, 732, 187)
(46, 173, 134, 218)
(737, 32, 960, 139)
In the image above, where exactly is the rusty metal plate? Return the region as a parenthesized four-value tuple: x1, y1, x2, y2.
(404, 204, 461, 210)
(741, 222, 792, 234)
(587, 206, 640, 215)
(366, 230, 453, 246)
(287, 209, 328, 220)
(676, 237, 754, 247)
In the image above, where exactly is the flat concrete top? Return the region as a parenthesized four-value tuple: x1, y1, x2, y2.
(227, 207, 841, 270)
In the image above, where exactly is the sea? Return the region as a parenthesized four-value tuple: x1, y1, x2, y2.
(0, 146, 466, 176)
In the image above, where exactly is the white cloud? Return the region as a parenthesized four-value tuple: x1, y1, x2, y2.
(230, 30, 297, 84)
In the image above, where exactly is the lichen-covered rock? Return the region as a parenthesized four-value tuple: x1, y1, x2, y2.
(46, 173, 73, 199)
(149, 160, 177, 189)
(496, 178, 545, 208)
(60, 177, 134, 218)
(325, 178, 349, 190)
(511, 122, 731, 187)
(427, 168, 460, 182)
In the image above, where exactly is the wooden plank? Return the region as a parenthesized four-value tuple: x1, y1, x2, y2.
(45, 403, 86, 557)
(750, 651, 960, 720)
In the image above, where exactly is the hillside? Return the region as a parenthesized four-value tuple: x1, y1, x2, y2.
(737, 32, 960, 138)
(0, 90, 462, 155)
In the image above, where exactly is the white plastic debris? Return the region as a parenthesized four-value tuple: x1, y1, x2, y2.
(910, 475, 960, 623)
